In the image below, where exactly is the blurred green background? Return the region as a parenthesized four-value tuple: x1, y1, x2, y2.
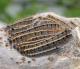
(0, 0, 80, 24)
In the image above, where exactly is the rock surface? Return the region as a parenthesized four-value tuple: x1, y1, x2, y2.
(0, 19, 80, 69)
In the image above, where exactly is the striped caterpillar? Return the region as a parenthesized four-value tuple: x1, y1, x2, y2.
(6, 12, 80, 57)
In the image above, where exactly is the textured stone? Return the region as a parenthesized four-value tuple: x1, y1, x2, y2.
(0, 13, 80, 69)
